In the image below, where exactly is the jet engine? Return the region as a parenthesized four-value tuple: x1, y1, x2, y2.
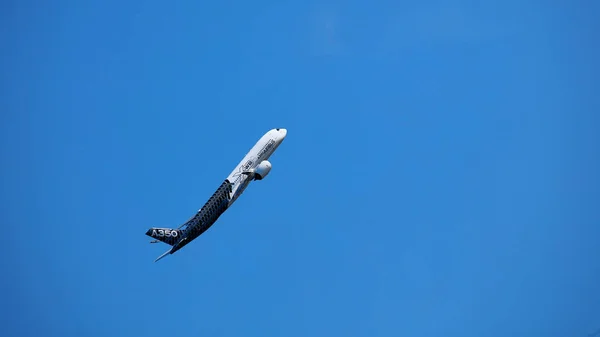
(254, 160, 272, 180)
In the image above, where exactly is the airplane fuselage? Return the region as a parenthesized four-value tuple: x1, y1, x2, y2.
(146, 128, 287, 261)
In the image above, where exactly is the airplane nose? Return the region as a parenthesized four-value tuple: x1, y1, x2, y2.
(277, 128, 287, 138)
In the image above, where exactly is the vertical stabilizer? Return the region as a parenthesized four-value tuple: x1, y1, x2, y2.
(145, 227, 182, 246)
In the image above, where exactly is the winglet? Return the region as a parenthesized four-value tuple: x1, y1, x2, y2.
(154, 249, 171, 262)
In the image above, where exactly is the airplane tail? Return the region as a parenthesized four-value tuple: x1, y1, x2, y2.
(145, 227, 182, 246)
(153, 249, 172, 262)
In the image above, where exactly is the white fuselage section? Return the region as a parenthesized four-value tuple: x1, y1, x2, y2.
(226, 128, 287, 205)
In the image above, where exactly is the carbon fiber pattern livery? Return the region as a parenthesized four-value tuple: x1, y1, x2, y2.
(177, 179, 233, 242)
(146, 179, 233, 254)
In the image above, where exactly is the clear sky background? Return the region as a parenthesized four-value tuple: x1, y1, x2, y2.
(1, 0, 599, 336)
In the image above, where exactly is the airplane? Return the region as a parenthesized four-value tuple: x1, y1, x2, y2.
(145, 128, 288, 262)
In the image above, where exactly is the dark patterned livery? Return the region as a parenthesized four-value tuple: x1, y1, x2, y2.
(145, 179, 233, 255)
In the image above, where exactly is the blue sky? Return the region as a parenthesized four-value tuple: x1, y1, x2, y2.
(1, 0, 599, 336)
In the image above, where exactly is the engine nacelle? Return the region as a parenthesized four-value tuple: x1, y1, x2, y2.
(254, 160, 272, 180)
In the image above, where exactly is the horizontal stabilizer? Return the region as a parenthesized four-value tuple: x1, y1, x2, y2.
(154, 249, 171, 262)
